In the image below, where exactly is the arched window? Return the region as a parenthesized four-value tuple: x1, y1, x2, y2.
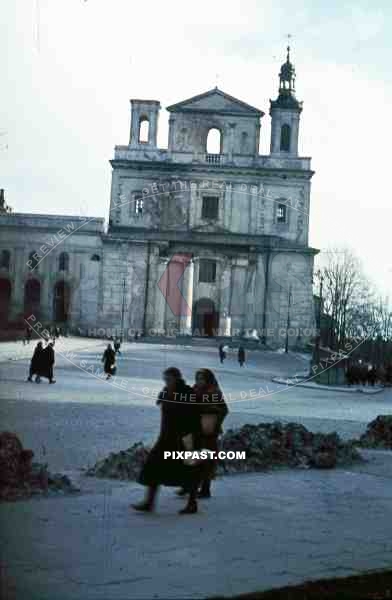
(280, 124, 291, 152)
(0, 250, 10, 270)
(59, 252, 69, 272)
(139, 117, 150, 143)
(0, 278, 11, 322)
(206, 128, 222, 155)
(24, 278, 41, 317)
(28, 251, 39, 271)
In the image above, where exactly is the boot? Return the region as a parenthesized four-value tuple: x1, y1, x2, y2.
(131, 485, 157, 512)
(198, 483, 212, 499)
(131, 501, 154, 513)
(179, 499, 198, 515)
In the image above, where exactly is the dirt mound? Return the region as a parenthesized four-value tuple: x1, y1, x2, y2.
(0, 431, 79, 502)
(219, 422, 361, 473)
(86, 422, 362, 481)
(359, 415, 392, 448)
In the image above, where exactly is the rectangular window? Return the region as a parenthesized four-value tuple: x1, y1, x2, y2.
(129, 192, 144, 217)
(199, 259, 216, 283)
(276, 203, 287, 223)
(135, 196, 144, 216)
(201, 196, 219, 220)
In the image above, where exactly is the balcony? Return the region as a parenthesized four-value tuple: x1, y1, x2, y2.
(205, 153, 223, 165)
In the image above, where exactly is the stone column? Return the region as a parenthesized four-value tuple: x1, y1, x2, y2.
(228, 123, 236, 163)
(11, 249, 25, 320)
(179, 259, 194, 335)
(129, 104, 140, 146)
(148, 110, 159, 147)
(219, 261, 232, 337)
(159, 254, 192, 335)
(224, 182, 232, 230)
(153, 258, 168, 335)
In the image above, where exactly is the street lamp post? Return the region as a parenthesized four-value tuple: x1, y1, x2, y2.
(285, 284, 292, 354)
(120, 278, 126, 343)
(315, 271, 324, 365)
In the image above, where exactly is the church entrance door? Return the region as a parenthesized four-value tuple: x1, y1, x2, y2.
(192, 298, 219, 337)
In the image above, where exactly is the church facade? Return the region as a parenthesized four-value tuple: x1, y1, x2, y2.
(0, 50, 318, 347)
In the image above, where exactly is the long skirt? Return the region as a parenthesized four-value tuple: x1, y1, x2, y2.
(139, 433, 201, 488)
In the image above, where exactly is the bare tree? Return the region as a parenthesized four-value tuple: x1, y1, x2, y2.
(315, 248, 373, 348)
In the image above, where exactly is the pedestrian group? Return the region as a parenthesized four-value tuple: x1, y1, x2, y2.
(132, 367, 228, 515)
(27, 340, 56, 384)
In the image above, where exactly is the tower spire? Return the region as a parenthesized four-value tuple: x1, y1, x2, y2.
(269, 42, 303, 156)
(279, 43, 296, 96)
(271, 43, 301, 110)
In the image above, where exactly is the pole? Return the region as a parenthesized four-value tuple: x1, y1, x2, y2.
(315, 273, 323, 365)
(261, 248, 270, 345)
(285, 284, 292, 353)
(120, 278, 126, 343)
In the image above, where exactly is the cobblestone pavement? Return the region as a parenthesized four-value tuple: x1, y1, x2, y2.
(1, 342, 392, 599)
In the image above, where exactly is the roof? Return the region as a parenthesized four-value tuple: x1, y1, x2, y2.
(166, 87, 264, 117)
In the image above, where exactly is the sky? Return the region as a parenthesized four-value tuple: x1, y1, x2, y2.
(1, 0, 392, 297)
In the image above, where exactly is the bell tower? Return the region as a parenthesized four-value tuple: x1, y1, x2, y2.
(129, 99, 161, 148)
(269, 46, 303, 156)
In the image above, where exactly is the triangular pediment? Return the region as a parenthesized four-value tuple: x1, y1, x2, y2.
(167, 88, 264, 117)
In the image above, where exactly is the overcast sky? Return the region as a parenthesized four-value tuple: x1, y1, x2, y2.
(2, 0, 392, 296)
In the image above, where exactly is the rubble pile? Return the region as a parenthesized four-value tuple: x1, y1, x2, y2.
(87, 442, 150, 480)
(359, 415, 392, 448)
(219, 422, 362, 473)
(87, 422, 362, 481)
(0, 432, 79, 502)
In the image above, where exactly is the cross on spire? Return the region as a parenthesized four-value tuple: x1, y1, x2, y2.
(286, 34, 292, 62)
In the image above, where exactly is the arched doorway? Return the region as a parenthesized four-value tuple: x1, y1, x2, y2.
(53, 280, 70, 323)
(24, 279, 41, 318)
(192, 298, 219, 337)
(0, 278, 11, 323)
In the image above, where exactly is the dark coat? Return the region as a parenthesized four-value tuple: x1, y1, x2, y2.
(192, 383, 228, 434)
(39, 345, 55, 378)
(139, 381, 201, 487)
(102, 348, 116, 375)
(30, 344, 43, 374)
(192, 383, 229, 480)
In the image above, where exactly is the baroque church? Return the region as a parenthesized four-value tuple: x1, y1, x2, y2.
(0, 49, 318, 346)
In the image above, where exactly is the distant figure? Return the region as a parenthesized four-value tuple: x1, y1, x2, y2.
(114, 337, 121, 354)
(238, 346, 245, 367)
(134, 331, 139, 341)
(218, 343, 226, 364)
(24, 327, 32, 345)
(27, 342, 43, 382)
(55, 326, 60, 339)
(102, 344, 116, 379)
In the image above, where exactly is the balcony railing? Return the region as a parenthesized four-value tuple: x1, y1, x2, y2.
(205, 153, 222, 164)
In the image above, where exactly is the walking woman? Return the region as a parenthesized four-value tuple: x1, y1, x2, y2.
(102, 344, 116, 380)
(132, 367, 201, 515)
(27, 341, 43, 382)
(193, 368, 229, 498)
(238, 346, 246, 367)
